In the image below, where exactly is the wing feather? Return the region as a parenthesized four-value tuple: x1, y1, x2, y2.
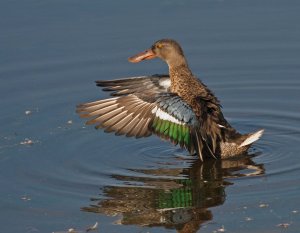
(114, 113, 135, 136)
(102, 111, 128, 129)
(77, 94, 157, 138)
(96, 75, 170, 96)
(79, 104, 119, 118)
(77, 75, 220, 160)
(86, 107, 124, 125)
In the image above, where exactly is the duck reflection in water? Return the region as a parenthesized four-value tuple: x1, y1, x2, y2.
(82, 154, 264, 233)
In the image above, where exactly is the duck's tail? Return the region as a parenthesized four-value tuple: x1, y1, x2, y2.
(238, 129, 265, 148)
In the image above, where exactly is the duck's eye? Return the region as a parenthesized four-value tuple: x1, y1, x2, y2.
(156, 43, 163, 49)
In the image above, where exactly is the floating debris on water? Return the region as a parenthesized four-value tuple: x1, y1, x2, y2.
(277, 223, 290, 228)
(67, 120, 73, 125)
(215, 225, 225, 232)
(86, 222, 98, 232)
(245, 217, 253, 221)
(20, 138, 34, 145)
(259, 203, 269, 208)
(25, 110, 32, 115)
(292, 210, 298, 214)
(52, 222, 99, 233)
(21, 196, 31, 201)
(52, 229, 83, 233)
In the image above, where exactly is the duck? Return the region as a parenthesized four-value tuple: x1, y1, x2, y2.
(77, 39, 264, 161)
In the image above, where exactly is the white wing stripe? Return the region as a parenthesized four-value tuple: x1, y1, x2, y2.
(153, 107, 183, 125)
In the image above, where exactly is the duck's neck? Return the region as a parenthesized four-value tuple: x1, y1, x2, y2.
(168, 57, 193, 84)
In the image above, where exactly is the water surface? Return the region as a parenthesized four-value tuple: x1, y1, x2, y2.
(1, 0, 300, 232)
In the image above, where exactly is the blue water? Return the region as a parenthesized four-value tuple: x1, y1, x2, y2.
(1, 0, 300, 232)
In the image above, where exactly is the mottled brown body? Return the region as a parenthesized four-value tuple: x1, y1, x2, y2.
(220, 142, 250, 158)
(158, 38, 263, 158)
(170, 67, 250, 157)
(170, 69, 258, 157)
(169, 63, 233, 157)
(169, 65, 220, 118)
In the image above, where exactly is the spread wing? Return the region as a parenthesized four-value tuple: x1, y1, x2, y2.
(76, 75, 207, 158)
(77, 75, 170, 139)
(77, 75, 221, 161)
(77, 94, 156, 138)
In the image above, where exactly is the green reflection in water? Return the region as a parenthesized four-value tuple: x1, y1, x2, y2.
(82, 155, 264, 233)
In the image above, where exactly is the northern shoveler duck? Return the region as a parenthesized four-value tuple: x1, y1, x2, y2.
(77, 39, 264, 161)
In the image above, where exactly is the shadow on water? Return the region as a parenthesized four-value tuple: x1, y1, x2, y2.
(82, 154, 264, 233)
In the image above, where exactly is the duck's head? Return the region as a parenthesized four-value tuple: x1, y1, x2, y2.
(128, 39, 187, 67)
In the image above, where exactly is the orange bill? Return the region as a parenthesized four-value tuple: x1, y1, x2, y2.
(128, 49, 156, 63)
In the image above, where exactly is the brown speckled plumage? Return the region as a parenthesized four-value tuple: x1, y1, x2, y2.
(77, 38, 264, 161)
